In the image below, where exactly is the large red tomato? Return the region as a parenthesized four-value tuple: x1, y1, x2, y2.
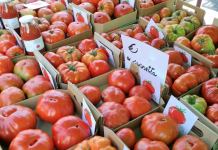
(195, 25, 218, 44)
(165, 75, 173, 91)
(97, 0, 114, 16)
(22, 75, 53, 98)
(0, 105, 37, 144)
(129, 85, 152, 101)
(133, 33, 150, 42)
(102, 86, 126, 104)
(159, 7, 171, 19)
(172, 135, 209, 150)
(141, 113, 179, 145)
(0, 87, 25, 107)
(91, 0, 101, 6)
(13, 59, 40, 82)
(202, 54, 218, 68)
(51, 11, 73, 26)
(50, 1, 66, 13)
(164, 50, 183, 66)
(94, 12, 111, 23)
(77, 39, 98, 54)
(6, 46, 24, 58)
(108, 69, 135, 94)
(0, 73, 24, 92)
(38, 7, 54, 18)
(52, 116, 91, 150)
(79, 3, 96, 13)
(44, 52, 64, 68)
(151, 14, 160, 23)
(140, 0, 154, 8)
(132, 25, 144, 37)
(98, 102, 130, 128)
(111, 40, 123, 49)
(71, 0, 81, 5)
(114, 4, 134, 18)
(116, 128, 136, 149)
(89, 60, 110, 77)
(36, 90, 74, 123)
(167, 63, 185, 80)
(67, 21, 90, 37)
(123, 96, 152, 119)
(0, 40, 16, 54)
(34, 17, 50, 32)
(9, 129, 54, 150)
(42, 28, 65, 44)
(134, 138, 170, 150)
(0, 56, 14, 75)
(48, 21, 67, 34)
(0, 34, 17, 44)
(79, 85, 101, 105)
(206, 104, 218, 123)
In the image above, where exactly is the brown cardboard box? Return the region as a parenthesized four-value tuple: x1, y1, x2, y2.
(113, 107, 218, 150)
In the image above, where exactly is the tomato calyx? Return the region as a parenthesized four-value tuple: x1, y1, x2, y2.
(67, 48, 76, 54)
(99, 5, 104, 11)
(67, 64, 76, 71)
(49, 30, 54, 34)
(187, 96, 196, 105)
(36, 19, 42, 25)
(172, 29, 178, 34)
(9, 52, 20, 56)
(175, 11, 181, 16)
(186, 139, 194, 148)
(91, 49, 97, 56)
(29, 138, 38, 146)
(0, 31, 4, 36)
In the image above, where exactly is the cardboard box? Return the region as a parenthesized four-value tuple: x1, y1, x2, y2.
(113, 106, 218, 150)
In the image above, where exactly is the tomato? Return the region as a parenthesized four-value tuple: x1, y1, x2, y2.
(56, 46, 82, 63)
(0, 56, 14, 75)
(134, 138, 170, 150)
(42, 28, 65, 44)
(51, 11, 73, 26)
(182, 95, 207, 115)
(202, 54, 218, 68)
(89, 60, 110, 77)
(79, 85, 101, 105)
(44, 52, 64, 68)
(20, 8, 37, 17)
(48, 21, 67, 34)
(143, 40, 151, 45)
(67, 21, 90, 37)
(77, 39, 97, 54)
(0, 73, 24, 92)
(168, 106, 186, 124)
(151, 38, 165, 50)
(133, 33, 150, 42)
(142, 16, 150, 21)
(165, 75, 172, 91)
(79, 2, 96, 13)
(116, 128, 136, 149)
(172, 73, 198, 97)
(111, 40, 123, 49)
(140, 0, 154, 8)
(13, 59, 40, 82)
(153, 0, 167, 4)
(101, 33, 111, 41)
(38, 7, 54, 18)
(0, 40, 16, 55)
(132, 25, 143, 36)
(160, 17, 179, 27)
(195, 25, 218, 44)
(186, 65, 210, 84)
(110, 32, 121, 42)
(163, 24, 186, 42)
(71, 0, 81, 5)
(91, 0, 101, 6)
(57, 61, 90, 84)
(22, 75, 53, 98)
(111, 0, 119, 6)
(180, 16, 201, 34)
(0, 30, 10, 36)
(172, 135, 209, 150)
(142, 80, 155, 94)
(94, 12, 111, 23)
(114, 4, 134, 18)
(52, 116, 91, 150)
(164, 50, 183, 65)
(34, 17, 50, 32)
(159, 7, 171, 19)
(167, 63, 185, 80)
(36, 90, 74, 123)
(176, 37, 192, 48)
(206, 104, 218, 123)
(171, 10, 187, 21)
(98, 102, 130, 128)
(102, 86, 125, 104)
(0, 34, 16, 44)
(15, 4, 25, 11)
(0, 105, 37, 144)
(151, 14, 160, 23)
(215, 121, 218, 127)
(129, 85, 151, 101)
(50, 1, 66, 13)
(9, 129, 54, 150)
(5, 46, 24, 58)
(97, 0, 114, 16)
(156, 23, 164, 29)
(81, 0, 91, 3)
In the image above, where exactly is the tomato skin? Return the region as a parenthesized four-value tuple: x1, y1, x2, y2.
(98, 102, 130, 128)
(0, 40, 16, 55)
(79, 2, 96, 13)
(9, 129, 54, 150)
(34, 17, 50, 32)
(140, 0, 154, 8)
(168, 106, 186, 124)
(42, 28, 65, 44)
(110, 32, 121, 42)
(215, 121, 218, 127)
(153, 0, 167, 4)
(206, 103, 218, 123)
(49, 21, 67, 34)
(132, 25, 143, 37)
(195, 25, 218, 44)
(91, 0, 101, 7)
(171, 10, 187, 21)
(50, 1, 66, 13)
(164, 50, 183, 66)
(114, 4, 134, 18)
(151, 38, 165, 50)
(0, 34, 17, 44)
(97, 0, 114, 16)
(38, 7, 54, 18)
(71, 0, 81, 4)
(133, 33, 150, 42)
(6, 46, 24, 58)
(67, 21, 90, 37)
(102, 86, 126, 104)
(20, 8, 37, 17)
(180, 16, 201, 34)
(100, 33, 111, 41)
(116, 128, 136, 149)
(159, 7, 171, 19)
(167, 63, 185, 80)
(94, 12, 111, 23)
(129, 85, 152, 101)
(89, 60, 110, 77)
(165, 75, 172, 91)
(142, 16, 150, 21)
(0, 105, 37, 144)
(111, 40, 123, 49)
(134, 138, 170, 150)
(0, 56, 14, 75)
(51, 11, 73, 26)
(52, 116, 91, 150)
(79, 85, 101, 105)
(164, 24, 186, 42)
(44, 52, 64, 68)
(176, 37, 192, 49)
(13, 59, 41, 82)
(172, 135, 209, 150)
(141, 113, 179, 145)
(151, 14, 160, 23)
(123, 96, 152, 119)
(125, 28, 134, 37)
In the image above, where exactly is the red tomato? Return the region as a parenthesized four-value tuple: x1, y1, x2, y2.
(34, 17, 50, 32)
(215, 121, 218, 127)
(114, 4, 134, 18)
(151, 14, 160, 23)
(71, 0, 81, 5)
(89, 60, 110, 77)
(81, 0, 91, 3)
(52, 116, 91, 150)
(100, 33, 111, 41)
(129, 85, 152, 101)
(133, 33, 150, 42)
(195, 25, 218, 44)
(42, 28, 65, 44)
(0, 105, 37, 144)
(67, 21, 90, 37)
(0, 34, 17, 44)
(141, 113, 179, 145)
(38, 7, 54, 18)
(90, 0, 101, 6)
(206, 104, 218, 123)
(13, 59, 41, 82)
(77, 39, 98, 54)
(142, 40, 151, 45)
(44, 52, 64, 68)
(9, 129, 54, 150)
(176, 37, 192, 49)
(164, 50, 183, 66)
(0, 56, 14, 75)
(5, 46, 24, 58)
(159, 7, 171, 19)
(123, 96, 152, 119)
(49, 21, 67, 34)
(134, 138, 170, 150)
(84, 108, 92, 127)
(102, 86, 126, 104)
(79, 2, 96, 13)
(167, 63, 185, 80)
(125, 28, 134, 37)
(111, 0, 119, 6)
(108, 69, 135, 94)
(172, 135, 209, 150)
(0, 40, 16, 55)
(94, 12, 111, 23)
(98, 102, 130, 128)
(151, 38, 165, 50)
(140, 0, 154, 8)
(116, 128, 136, 149)
(51, 11, 73, 26)
(202, 53, 218, 68)
(165, 75, 172, 91)
(132, 25, 143, 37)
(50, 1, 66, 13)
(168, 106, 186, 124)
(79, 85, 101, 105)
(153, 0, 167, 4)
(143, 16, 151, 21)
(111, 40, 123, 49)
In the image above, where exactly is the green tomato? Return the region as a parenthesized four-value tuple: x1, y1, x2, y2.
(180, 15, 201, 34)
(163, 24, 186, 42)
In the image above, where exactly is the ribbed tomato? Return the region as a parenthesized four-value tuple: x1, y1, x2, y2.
(38, 7, 54, 18)
(79, 3, 96, 14)
(77, 39, 98, 54)
(67, 22, 90, 37)
(195, 25, 218, 44)
(44, 52, 64, 68)
(97, 0, 114, 16)
(51, 11, 73, 26)
(129, 85, 152, 101)
(42, 28, 65, 44)
(6, 46, 24, 58)
(164, 50, 183, 66)
(134, 138, 170, 150)
(48, 21, 67, 34)
(34, 17, 50, 32)
(165, 75, 172, 91)
(167, 63, 185, 80)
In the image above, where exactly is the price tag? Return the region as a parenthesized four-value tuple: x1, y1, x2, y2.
(23, 1, 49, 10)
(163, 96, 198, 137)
(121, 34, 169, 85)
(145, 19, 164, 39)
(174, 45, 192, 66)
(73, 7, 88, 24)
(82, 98, 96, 135)
(120, 0, 135, 8)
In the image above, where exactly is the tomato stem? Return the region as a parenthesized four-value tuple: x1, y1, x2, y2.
(67, 48, 75, 54)
(187, 96, 196, 105)
(0, 31, 3, 36)
(49, 30, 54, 34)
(36, 19, 42, 25)
(99, 5, 104, 11)
(91, 49, 97, 56)
(67, 64, 76, 71)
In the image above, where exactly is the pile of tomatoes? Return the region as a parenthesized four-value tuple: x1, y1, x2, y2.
(140, 0, 167, 8)
(0, 30, 24, 58)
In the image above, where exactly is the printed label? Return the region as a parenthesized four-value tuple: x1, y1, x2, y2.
(174, 45, 192, 66)
(73, 7, 88, 24)
(145, 19, 164, 40)
(23, 1, 49, 10)
(2, 17, 20, 29)
(23, 36, 44, 52)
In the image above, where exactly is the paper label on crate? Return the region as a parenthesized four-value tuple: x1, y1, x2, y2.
(82, 98, 96, 135)
(96, 40, 116, 67)
(163, 95, 198, 137)
(73, 7, 88, 24)
(23, 1, 49, 10)
(174, 45, 192, 66)
(37, 60, 55, 89)
(120, 0, 135, 8)
(58, 0, 68, 8)
(121, 34, 169, 85)
(139, 67, 161, 104)
(2, 17, 20, 30)
(145, 19, 164, 40)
